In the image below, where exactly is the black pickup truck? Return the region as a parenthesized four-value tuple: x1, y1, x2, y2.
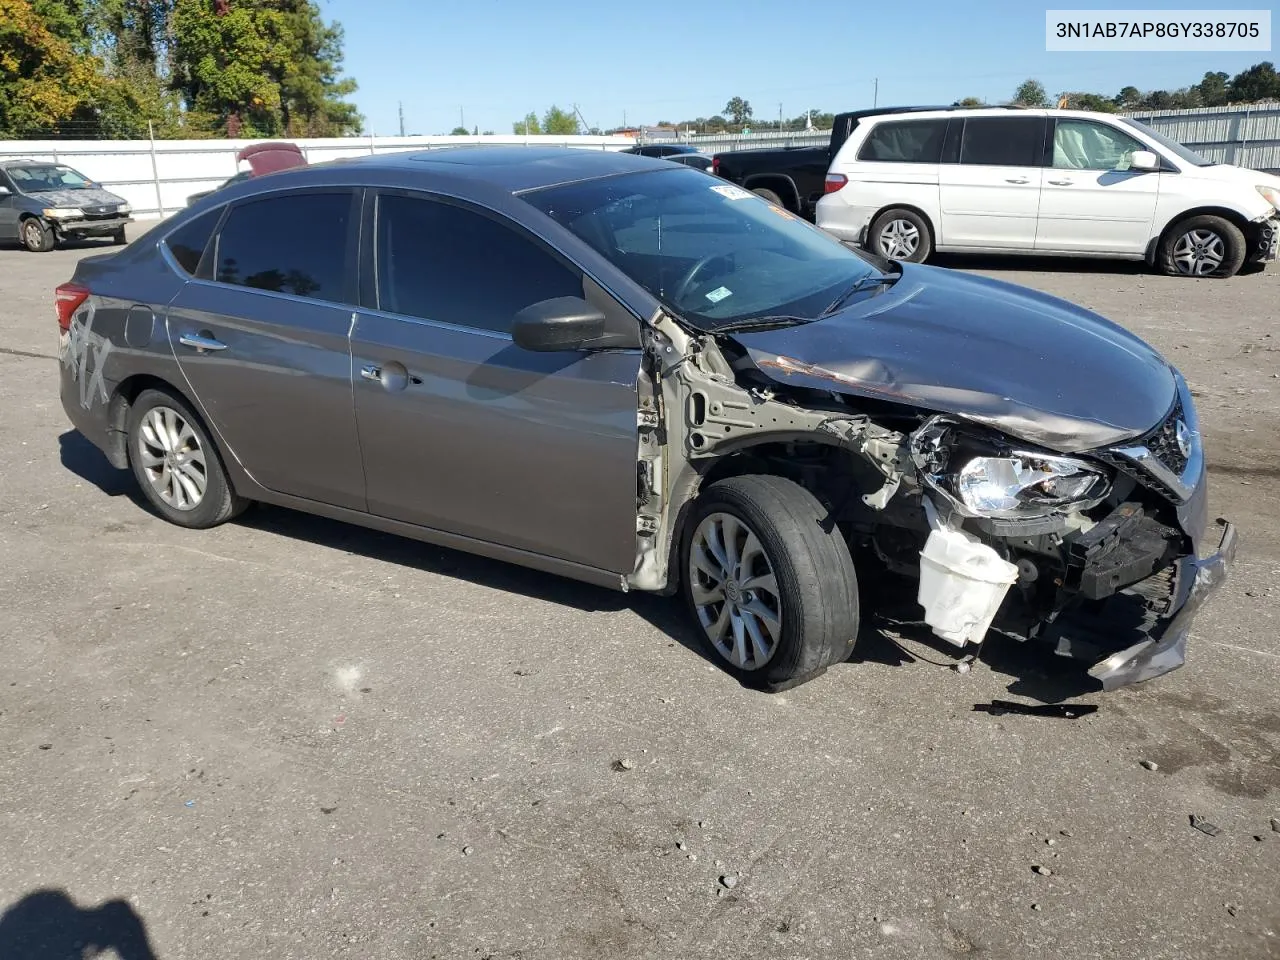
(711, 106, 949, 219)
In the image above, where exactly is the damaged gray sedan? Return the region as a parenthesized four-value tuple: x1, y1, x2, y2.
(57, 147, 1235, 692)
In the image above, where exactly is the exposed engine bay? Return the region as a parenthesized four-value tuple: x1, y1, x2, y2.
(628, 310, 1236, 691)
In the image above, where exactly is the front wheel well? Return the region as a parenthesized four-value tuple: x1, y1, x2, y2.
(1151, 206, 1252, 261)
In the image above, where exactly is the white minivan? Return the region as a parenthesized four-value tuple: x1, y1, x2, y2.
(815, 106, 1280, 278)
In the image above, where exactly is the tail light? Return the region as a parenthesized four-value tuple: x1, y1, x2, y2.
(55, 282, 90, 332)
(711, 156, 720, 174)
(824, 173, 848, 194)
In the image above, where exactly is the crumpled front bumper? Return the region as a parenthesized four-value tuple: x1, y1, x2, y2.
(1087, 517, 1236, 690)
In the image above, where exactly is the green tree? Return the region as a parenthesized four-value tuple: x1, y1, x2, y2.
(1012, 78, 1049, 107)
(1228, 62, 1280, 103)
(723, 96, 752, 125)
(1112, 85, 1142, 109)
(542, 104, 578, 135)
(1196, 71, 1230, 106)
(513, 111, 540, 134)
(0, 0, 102, 136)
(449, 125, 469, 135)
(169, 0, 358, 138)
(1058, 92, 1116, 112)
(952, 96, 985, 107)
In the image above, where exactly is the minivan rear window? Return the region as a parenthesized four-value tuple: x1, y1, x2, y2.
(857, 119, 948, 163)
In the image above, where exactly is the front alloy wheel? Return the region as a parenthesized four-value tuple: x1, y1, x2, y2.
(681, 475, 860, 690)
(689, 512, 783, 670)
(1171, 228, 1226, 276)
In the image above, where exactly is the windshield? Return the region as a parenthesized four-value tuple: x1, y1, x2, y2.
(6, 164, 94, 192)
(1118, 118, 1214, 167)
(522, 168, 878, 330)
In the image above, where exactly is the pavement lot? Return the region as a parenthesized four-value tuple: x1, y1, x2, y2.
(1, 228, 1278, 960)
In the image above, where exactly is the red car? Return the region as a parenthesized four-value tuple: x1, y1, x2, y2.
(186, 142, 307, 206)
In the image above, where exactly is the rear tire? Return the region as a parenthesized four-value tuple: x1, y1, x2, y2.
(751, 187, 784, 207)
(126, 388, 246, 529)
(682, 475, 859, 691)
(21, 217, 55, 253)
(1158, 214, 1245, 278)
(867, 208, 933, 263)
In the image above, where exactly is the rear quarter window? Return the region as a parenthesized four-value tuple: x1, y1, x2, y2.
(163, 207, 222, 276)
(856, 119, 948, 163)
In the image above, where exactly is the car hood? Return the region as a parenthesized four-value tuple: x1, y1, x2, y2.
(1179, 161, 1280, 191)
(727, 263, 1176, 453)
(28, 187, 127, 209)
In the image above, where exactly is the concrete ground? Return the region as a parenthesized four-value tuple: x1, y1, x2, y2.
(1, 229, 1277, 960)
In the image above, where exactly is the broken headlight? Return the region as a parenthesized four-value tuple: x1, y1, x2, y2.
(911, 417, 1110, 519)
(955, 454, 1109, 518)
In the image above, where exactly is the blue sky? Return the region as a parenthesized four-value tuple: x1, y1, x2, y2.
(319, 0, 1270, 135)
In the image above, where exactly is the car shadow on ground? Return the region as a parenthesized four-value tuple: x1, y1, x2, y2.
(934, 251, 1268, 279)
(59, 430, 138, 499)
(0, 888, 158, 960)
(59, 428, 1098, 702)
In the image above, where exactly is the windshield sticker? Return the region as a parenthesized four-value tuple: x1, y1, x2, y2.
(710, 184, 754, 201)
(705, 286, 733, 304)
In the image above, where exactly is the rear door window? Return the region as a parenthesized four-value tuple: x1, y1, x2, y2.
(857, 119, 948, 163)
(959, 117, 1046, 166)
(374, 193, 582, 334)
(213, 191, 354, 303)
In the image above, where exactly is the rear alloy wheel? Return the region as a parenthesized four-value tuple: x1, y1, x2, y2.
(683, 475, 859, 690)
(868, 208, 933, 263)
(127, 388, 245, 529)
(1159, 214, 1245, 278)
(21, 218, 55, 253)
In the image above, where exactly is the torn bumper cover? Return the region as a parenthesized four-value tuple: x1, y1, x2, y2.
(1087, 518, 1236, 690)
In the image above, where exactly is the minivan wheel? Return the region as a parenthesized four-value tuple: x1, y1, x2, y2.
(682, 475, 859, 690)
(21, 218, 55, 253)
(751, 187, 784, 207)
(127, 388, 246, 529)
(868, 208, 932, 262)
(1159, 215, 1246, 278)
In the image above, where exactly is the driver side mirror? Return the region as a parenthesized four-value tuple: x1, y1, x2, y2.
(0, 186, 10, 196)
(1128, 150, 1160, 172)
(512, 297, 607, 352)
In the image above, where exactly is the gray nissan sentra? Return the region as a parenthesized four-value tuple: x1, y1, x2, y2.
(56, 146, 1235, 692)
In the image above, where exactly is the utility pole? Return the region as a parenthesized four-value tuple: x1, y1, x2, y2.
(398, 102, 405, 137)
(460, 106, 465, 131)
(873, 79, 879, 108)
(778, 102, 783, 132)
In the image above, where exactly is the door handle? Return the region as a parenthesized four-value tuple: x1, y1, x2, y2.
(360, 364, 382, 381)
(1047, 179, 1074, 186)
(178, 332, 226, 352)
(1005, 178, 1031, 184)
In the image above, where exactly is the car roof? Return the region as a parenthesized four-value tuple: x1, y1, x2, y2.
(307, 145, 675, 193)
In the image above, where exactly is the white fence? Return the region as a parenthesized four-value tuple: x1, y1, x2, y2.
(0, 134, 639, 221)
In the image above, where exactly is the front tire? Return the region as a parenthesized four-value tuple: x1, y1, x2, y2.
(682, 475, 859, 690)
(1159, 215, 1246, 278)
(867, 208, 933, 263)
(21, 218, 55, 252)
(126, 388, 246, 529)
(111, 227, 127, 245)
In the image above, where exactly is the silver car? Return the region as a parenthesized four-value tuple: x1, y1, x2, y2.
(56, 147, 1234, 693)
